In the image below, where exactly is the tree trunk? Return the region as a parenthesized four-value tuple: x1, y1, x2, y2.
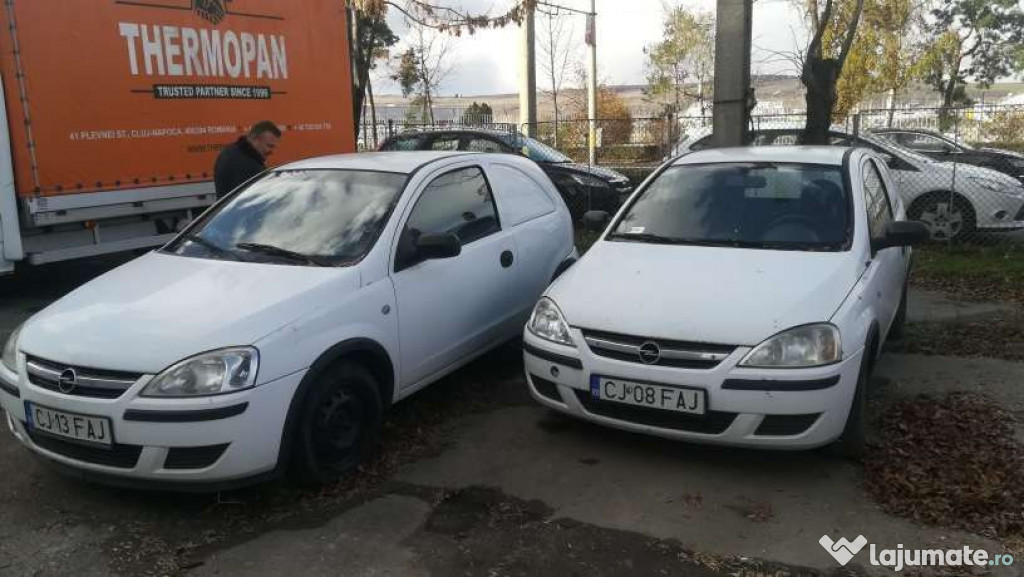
(368, 77, 378, 149)
(802, 57, 838, 145)
(939, 77, 958, 132)
(886, 88, 896, 128)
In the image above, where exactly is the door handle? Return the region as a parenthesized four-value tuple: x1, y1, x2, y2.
(500, 250, 514, 268)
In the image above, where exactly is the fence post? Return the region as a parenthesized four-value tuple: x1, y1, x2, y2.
(852, 113, 861, 138)
(387, 119, 394, 139)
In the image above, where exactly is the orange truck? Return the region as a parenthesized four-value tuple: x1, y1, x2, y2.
(0, 0, 355, 274)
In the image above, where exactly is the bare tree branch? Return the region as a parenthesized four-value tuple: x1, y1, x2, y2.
(835, 0, 865, 70)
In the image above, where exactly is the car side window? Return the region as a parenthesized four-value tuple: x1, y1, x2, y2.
(690, 135, 712, 151)
(430, 135, 462, 151)
(862, 161, 894, 240)
(466, 137, 507, 153)
(770, 133, 799, 146)
(903, 133, 950, 152)
(396, 167, 501, 271)
(382, 135, 424, 151)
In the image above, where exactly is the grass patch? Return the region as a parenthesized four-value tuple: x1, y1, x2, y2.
(911, 243, 1024, 302)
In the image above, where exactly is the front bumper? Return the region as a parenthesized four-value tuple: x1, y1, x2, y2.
(522, 329, 863, 449)
(0, 354, 305, 486)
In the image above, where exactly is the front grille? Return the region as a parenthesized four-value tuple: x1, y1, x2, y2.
(25, 426, 142, 469)
(530, 375, 563, 403)
(581, 329, 736, 369)
(755, 414, 821, 436)
(164, 444, 230, 470)
(26, 356, 140, 400)
(574, 391, 736, 434)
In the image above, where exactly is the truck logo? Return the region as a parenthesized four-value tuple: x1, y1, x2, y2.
(193, 0, 232, 25)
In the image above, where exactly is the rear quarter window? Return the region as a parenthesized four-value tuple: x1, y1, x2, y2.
(487, 163, 557, 227)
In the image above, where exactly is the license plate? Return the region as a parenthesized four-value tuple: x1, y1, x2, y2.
(591, 376, 706, 415)
(24, 401, 113, 447)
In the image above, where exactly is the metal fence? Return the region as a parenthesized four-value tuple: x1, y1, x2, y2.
(362, 105, 1024, 245)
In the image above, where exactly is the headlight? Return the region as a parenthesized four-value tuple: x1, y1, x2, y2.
(739, 324, 841, 368)
(2, 324, 22, 372)
(142, 347, 259, 397)
(528, 298, 575, 347)
(568, 173, 609, 188)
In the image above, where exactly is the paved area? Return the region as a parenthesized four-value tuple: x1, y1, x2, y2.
(0, 257, 1021, 576)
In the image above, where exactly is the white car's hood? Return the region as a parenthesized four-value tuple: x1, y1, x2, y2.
(548, 241, 863, 346)
(20, 253, 359, 373)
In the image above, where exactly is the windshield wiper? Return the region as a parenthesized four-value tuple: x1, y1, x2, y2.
(235, 243, 332, 267)
(606, 232, 694, 244)
(183, 234, 242, 261)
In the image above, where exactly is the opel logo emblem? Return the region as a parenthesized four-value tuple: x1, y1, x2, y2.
(58, 368, 78, 394)
(638, 341, 661, 365)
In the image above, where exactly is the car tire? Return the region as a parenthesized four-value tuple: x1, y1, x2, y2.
(888, 283, 908, 341)
(292, 361, 382, 484)
(910, 194, 976, 242)
(828, 343, 874, 460)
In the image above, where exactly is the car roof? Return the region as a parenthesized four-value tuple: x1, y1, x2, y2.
(673, 145, 852, 166)
(276, 151, 480, 173)
(389, 128, 516, 139)
(871, 128, 933, 134)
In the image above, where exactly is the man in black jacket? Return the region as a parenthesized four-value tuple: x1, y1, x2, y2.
(213, 121, 281, 198)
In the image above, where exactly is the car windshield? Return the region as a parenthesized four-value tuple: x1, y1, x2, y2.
(166, 170, 407, 266)
(503, 135, 573, 163)
(610, 162, 850, 251)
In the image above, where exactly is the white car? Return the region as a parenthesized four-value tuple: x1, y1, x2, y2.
(0, 151, 575, 489)
(675, 128, 1024, 241)
(524, 146, 929, 455)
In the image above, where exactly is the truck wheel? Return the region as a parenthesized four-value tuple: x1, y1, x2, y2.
(293, 361, 382, 484)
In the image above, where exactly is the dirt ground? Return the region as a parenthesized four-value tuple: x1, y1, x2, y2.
(1, 256, 1021, 577)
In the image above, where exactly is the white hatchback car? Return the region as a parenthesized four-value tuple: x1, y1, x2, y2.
(0, 151, 574, 489)
(524, 146, 928, 456)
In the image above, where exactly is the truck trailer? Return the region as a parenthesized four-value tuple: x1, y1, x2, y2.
(0, 0, 355, 274)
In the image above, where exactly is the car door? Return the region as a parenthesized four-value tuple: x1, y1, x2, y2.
(485, 161, 562, 316)
(862, 158, 905, 330)
(390, 163, 519, 389)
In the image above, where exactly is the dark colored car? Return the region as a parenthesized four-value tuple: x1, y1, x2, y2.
(379, 129, 633, 219)
(872, 128, 1024, 184)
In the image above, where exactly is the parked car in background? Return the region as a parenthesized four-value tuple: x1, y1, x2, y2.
(379, 129, 633, 220)
(0, 151, 576, 489)
(524, 146, 929, 456)
(674, 128, 1024, 241)
(871, 128, 1024, 184)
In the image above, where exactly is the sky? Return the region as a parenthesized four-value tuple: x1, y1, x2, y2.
(372, 0, 809, 96)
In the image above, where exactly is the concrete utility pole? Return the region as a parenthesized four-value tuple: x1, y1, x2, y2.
(711, 0, 753, 147)
(519, 4, 537, 137)
(586, 0, 598, 165)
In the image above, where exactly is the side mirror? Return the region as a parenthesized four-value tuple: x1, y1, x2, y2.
(415, 233, 461, 260)
(582, 210, 610, 230)
(873, 220, 930, 251)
